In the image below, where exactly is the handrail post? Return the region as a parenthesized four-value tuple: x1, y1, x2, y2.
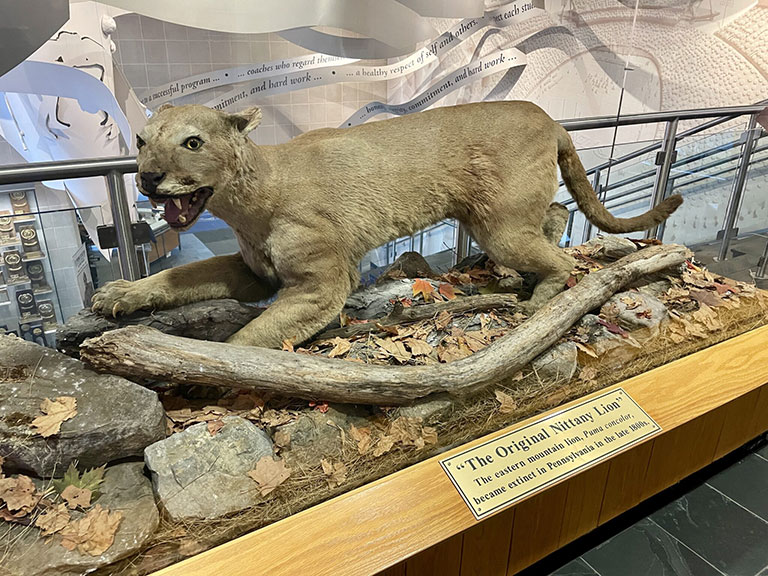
(565, 210, 575, 247)
(455, 223, 471, 265)
(582, 168, 601, 242)
(105, 170, 141, 281)
(716, 113, 760, 261)
(646, 118, 679, 240)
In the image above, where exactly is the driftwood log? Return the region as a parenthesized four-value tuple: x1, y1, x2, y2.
(57, 299, 263, 357)
(79, 244, 690, 405)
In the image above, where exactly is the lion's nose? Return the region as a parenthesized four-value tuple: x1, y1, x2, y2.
(140, 172, 165, 194)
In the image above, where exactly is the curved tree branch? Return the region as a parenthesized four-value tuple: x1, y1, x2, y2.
(79, 244, 690, 405)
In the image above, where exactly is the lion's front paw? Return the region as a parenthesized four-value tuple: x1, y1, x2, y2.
(91, 279, 156, 318)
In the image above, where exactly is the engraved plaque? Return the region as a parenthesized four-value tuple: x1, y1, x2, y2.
(3, 250, 28, 283)
(26, 261, 49, 291)
(0, 211, 15, 244)
(38, 299, 57, 328)
(19, 226, 42, 255)
(10, 190, 31, 217)
(16, 288, 39, 320)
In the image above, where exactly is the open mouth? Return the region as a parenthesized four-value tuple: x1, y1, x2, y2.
(149, 188, 213, 229)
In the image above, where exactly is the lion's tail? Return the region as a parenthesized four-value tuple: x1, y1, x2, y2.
(556, 126, 682, 234)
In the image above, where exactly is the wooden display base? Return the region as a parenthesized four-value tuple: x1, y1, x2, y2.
(152, 326, 768, 576)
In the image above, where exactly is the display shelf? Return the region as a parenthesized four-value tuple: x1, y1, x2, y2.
(151, 325, 768, 576)
(12, 217, 37, 224)
(21, 253, 46, 262)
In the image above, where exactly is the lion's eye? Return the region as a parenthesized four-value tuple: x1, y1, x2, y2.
(183, 136, 203, 150)
(136, 135, 145, 149)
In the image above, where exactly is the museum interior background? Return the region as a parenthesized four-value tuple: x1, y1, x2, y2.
(0, 0, 766, 344)
(0, 2, 767, 576)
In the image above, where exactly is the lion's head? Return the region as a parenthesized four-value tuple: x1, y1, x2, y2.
(135, 104, 261, 230)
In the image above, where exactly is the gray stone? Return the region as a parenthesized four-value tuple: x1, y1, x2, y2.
(0, 335, 166, 476)
(600, 291, 669, 335)
(144, 416, 273, 521)
(376, 251, 435, 284)
(2, 462, 159, 576)
(577, 314, 643, 366)
(278, 405, 372, 468)
(532, 341, 578, 381)
(584, 235, 637, 260)
(344, 279, 435, 320)
(635, 277, 673, 299)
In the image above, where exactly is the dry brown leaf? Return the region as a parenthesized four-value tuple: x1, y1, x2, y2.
(619, 295, 641, 310)
(320, 458, 348, 488)
(349, 425, 372, 455)
(689, 289, 721, 308)
(261, 409, 295, 427)
(31, 396, 77, 437)
(437, 339, 473, 363)
(35, 503, 71, 536)
(372, 435, 396, 457)
(0, 475, 41, 517)
(373, 337, 412, 364)
(59, 504, 123, 556)
(574, 341, 599, 358)
(207, 420, 225, 436)
(281, 340, 294, 352)
(435, 310, 452, 330)
(273, 428, 292, 449)
(494, 390, 518, 414)
(438, 283, 457, 300)
(403, 338, 433, 356)
(247, 457, 291, 496)
(166, 408, 193, 423)
(61, 485, 92, 510)
(692, 304, 723, 331)
(579, 366, 598, 382)
(327, 337, 352, 358)
(422, 426, 438, 445)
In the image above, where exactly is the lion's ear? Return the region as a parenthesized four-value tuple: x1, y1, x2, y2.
(157, 103, 174, 113)
(230, 106, 262, 134)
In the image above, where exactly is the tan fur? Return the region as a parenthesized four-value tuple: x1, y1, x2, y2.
(92, 101, 682, 348)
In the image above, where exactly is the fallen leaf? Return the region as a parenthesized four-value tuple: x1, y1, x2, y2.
(248, 457, 291, 496)
(35, 503, 71, 536)
(309, 401, 330, 413)
(412, 278, 435, 302)
(579, 366, 598, 382)
(59, 504, 123, 556)
(320, 458, 348, 488)
(207, 420, 225, 436)
(689, 289, 721, 308)
(261, 409, 296, 427)
(403, 338, 433, 356)
(494, 390, 518, 414)
(375, 323, 400, 337)
(372, 435, 396, 457)
(596, 318, 628, 338)
(373, 337, 412, 363)
(349, 426, 372, 455)
(0, 475, 41, 517)
(61, 485, 92, 509)
(273, 428, 292, 449)
(327, 337, 352, 358)
(53, 463, 106, 499)
(438, 283, 457, 300)
(619, 295, 641, 310)
(574, 341, 599, 358)
(281, 340, 294, 352)
(31, 397, 77, 437)
(422, 427, 438, 445)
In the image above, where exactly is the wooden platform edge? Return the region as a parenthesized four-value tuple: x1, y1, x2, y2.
(152, 325, 768, 576)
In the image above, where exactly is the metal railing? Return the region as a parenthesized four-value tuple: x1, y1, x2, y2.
(0, 103, 765, 280)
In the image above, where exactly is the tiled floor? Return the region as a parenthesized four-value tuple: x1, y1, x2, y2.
(532, 437, 768, 576)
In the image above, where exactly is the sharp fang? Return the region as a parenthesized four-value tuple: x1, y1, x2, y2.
(172, 198, 182, 209)
(178, 214, 187, 224)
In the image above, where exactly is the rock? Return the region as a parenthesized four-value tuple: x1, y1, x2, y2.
(532, 341, 578, 381)
(634, 277, 673, 299)
(278, 405, 372, 469)
(576, 314, 643, 367)
(455, 252, 488, 271)
(58, 299, 263, 358)
(144, 416, 272, 521)
(394, 394, 453, 424)
(1, 462, 159, 576)
(600, 291, 669, 335)
(0, 336, 166, 476)
(376, 251, 435, 284)
(343, 279, 419, 320)
(584, 235, 637, 260)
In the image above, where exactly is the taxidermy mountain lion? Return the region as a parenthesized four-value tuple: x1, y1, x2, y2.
(92, 102, 682, 348)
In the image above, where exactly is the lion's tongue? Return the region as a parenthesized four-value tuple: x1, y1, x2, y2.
(164, 196, 190, 224)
